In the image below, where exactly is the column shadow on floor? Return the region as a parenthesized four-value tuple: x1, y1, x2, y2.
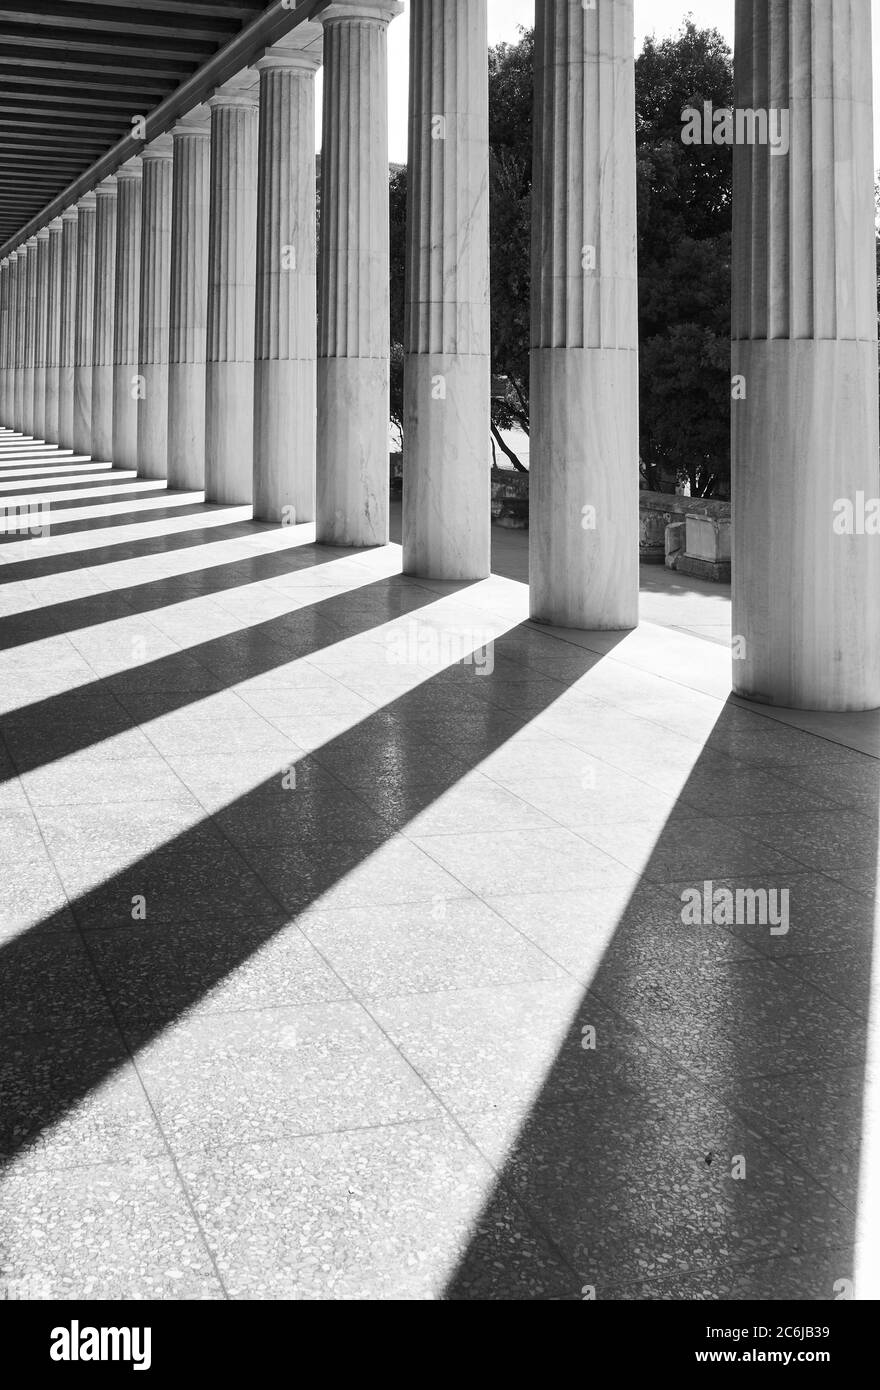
(0, 603, 873, 1298)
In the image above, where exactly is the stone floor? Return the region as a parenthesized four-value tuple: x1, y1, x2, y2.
(0, 426, 878, 1301)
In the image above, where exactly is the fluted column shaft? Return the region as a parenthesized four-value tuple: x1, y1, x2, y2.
(91, 178, 118, 461)
(59, 210, 79, 448)
(33, 230, 51, 439)
(732, 0, 880, 710)
(530, 0, 639, 631)
(317, 3, 400, 546)
(253, 36, 321, 524)
(74, 194, 97, 456)
(13, 247, 28, 433)
(112, 160, 143, 469)
(168, 107, 211, 490)
(22, 238, 38, 436)
(9, 255, 21, 431)
(205, 74, 260, 505)
(44, 219, 64, 443)
(403, 0, 491, 580)
(3, 256, 16, 427)
(137, 136, 174, 480)
(0, 260, 8, 425)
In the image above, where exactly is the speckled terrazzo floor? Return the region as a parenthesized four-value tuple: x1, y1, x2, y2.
(0, 426, 878, 1301)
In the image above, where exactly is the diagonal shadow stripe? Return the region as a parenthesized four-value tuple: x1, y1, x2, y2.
(0, 635, 872, 1298)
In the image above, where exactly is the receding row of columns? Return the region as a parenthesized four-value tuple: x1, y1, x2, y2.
(0, 0, 877, 713)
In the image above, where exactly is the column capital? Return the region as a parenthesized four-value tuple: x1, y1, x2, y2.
(49, 216, 63, 234)
(95, 176, 117, 197)
(172, 103, 211, 137)
(62, 206, 78, 223)
(319, 0, 403, 25)
(208, 69, 259, 108)
(26, 235, 38, 249)
(141, 132, 174, 161)
(116, 156, 143, 181)
(77, 191, 97, 212)
(256, 25, 323, 72)
(36, 227, 50, 242)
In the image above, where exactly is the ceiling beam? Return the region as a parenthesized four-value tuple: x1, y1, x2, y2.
(0, 0, 331, 257)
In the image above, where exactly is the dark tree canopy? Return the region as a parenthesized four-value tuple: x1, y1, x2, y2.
(637, 20, 734, 497)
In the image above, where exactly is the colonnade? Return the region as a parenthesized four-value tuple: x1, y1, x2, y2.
(0, 0, 877, 713)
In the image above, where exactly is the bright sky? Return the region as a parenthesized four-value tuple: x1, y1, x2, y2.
(314, 1, 880, 169)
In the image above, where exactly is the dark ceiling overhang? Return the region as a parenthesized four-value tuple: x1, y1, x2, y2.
(0, 0, 329, 256)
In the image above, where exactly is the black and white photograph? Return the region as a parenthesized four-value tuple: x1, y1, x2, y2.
(0, 0, 877, 1338)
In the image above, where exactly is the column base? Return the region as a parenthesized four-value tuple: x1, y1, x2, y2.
(91, 365, 114, 462)
(402, 353, 490, 581)
(317, 357, 388, 547)
(21, 368, 34, 437)
(73, 368, 93, 457)
(529, 346, 639, 632)
(33, 367, 47, 440)
(167, 362, 206, 491)
(253, 358, 316, 524)
(205, 361, 254, 505)
(112, 365, 139, 470)
(44, 370, 61, 445)
(732, 338, 880, 712)
(137, 364, 169, 481)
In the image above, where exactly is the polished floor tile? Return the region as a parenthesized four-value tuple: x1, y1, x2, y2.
(0, 445, 876, 1300)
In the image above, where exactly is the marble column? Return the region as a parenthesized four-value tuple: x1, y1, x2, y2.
(33, 229, 51, 440)
(112, 158, 143, 470)
(205, 71, 260, 505)
(137, 135, 174, 480)
(0, 259, 8, 425)
(73, 193, 97, 457)
(530, 0, 639, 631)
(22, 236, 38, 437)
(3, 255, 17, 428)
(91, 177, 118, 462)
(168, 106, 211, 491)
(732, 0, 880, 711)
(44, 218, 64, 444)
(403, 0, 491, 581)
(253, 32, 321, 524)
(316, 1, 400, 546)
(58, 208, 79, 449)
(13, 245, 28, 434)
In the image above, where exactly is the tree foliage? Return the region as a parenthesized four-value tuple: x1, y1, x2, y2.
(636, 21, 733, 497)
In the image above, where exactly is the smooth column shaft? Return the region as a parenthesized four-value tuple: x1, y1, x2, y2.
(403, 0, 491, 580)
(732, 0, 880, 710)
